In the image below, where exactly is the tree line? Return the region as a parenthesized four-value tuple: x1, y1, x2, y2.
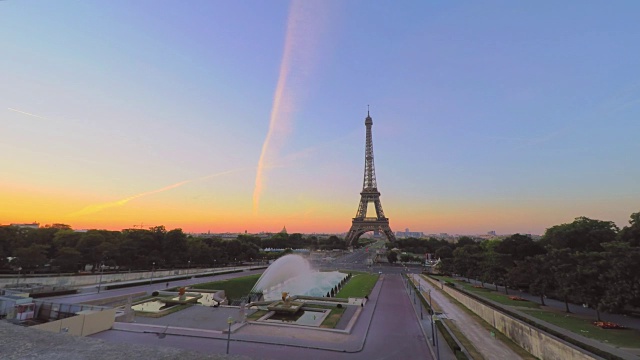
(0, 225, 349, 273)
(432, 213, 639, 320)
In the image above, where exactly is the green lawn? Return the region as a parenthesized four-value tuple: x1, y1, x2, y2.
(320, 306, 346, 328)
(432, 275, 539, 309)
(521, 309, 640, 348)
(191, 274, 261, 302)
(336, 273, 379, 298)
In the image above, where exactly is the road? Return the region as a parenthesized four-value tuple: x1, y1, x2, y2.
(412, 274, 522, 360)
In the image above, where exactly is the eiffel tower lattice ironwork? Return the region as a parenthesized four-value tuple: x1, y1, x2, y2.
(345, 110, 396, 245)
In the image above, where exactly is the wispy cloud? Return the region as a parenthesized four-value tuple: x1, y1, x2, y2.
(68, 169, 242, 217)
(252, 1, 332, 213)
(8, 107, 48, 120)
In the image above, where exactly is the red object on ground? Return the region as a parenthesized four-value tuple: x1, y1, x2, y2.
(593, 321, 625, 329)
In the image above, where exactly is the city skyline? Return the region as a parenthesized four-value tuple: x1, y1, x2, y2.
(2, 1, 640, 235)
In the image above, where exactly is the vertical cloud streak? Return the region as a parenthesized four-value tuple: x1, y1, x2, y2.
(252, 1, 331, 213)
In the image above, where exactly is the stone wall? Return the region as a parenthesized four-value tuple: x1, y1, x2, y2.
(0, 268, 214, 289)
(423, 276, 598, 360)
(32, 308, 116, 336)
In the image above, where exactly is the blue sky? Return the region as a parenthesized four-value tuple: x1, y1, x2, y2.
(2, 1, 639, 235)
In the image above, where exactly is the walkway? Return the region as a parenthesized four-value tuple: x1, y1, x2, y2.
(411, 274, 523, 360)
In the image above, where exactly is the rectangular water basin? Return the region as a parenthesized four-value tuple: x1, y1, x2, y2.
(265, 309, 328, 327)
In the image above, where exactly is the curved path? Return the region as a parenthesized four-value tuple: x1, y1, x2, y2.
(411, 274, 523, 360)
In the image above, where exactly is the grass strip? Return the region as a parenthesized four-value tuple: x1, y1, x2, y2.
(190, 274, 261, 302)
(432, 275, 539, 309)
(435, 320, 468, 360)
(320, 306, 346, 328)
(336, 273, 378, 298)
(442, 318, 482, 360)
(134, 304, 192, 318)
(246, 310, 268, 321)
(522, 309, 640, 348)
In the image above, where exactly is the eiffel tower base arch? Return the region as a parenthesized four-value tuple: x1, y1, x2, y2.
(345, 219, 396, 246)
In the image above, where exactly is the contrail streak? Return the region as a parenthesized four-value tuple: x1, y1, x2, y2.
(8, 108, 48, 120)
(68, 169, 241, 217)
(252, 1, 330, 213)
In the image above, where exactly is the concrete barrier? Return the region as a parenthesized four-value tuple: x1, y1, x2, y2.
(423, 276, 600, 360)
(32, 308, 116, 336)
(0, 268, 218, 289)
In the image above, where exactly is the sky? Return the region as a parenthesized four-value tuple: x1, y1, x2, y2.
(2, 1, 640, 235)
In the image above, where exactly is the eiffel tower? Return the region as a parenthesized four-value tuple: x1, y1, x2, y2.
(345, 110, 396, 246)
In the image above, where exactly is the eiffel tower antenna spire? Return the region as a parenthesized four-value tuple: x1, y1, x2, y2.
(345, 109, 396, 246)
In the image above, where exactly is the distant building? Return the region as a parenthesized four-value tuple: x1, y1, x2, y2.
(10, 223, 39, 229)
(487, 230, 496, 236)
(395, 228, 424, 239)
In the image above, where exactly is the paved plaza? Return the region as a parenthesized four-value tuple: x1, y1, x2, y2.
(2, 271, 435, 359)
(91, 274, 433, 359)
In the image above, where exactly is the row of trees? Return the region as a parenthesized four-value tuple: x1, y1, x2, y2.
(435, 213, 640, 319)
(0, 225, 349, 273)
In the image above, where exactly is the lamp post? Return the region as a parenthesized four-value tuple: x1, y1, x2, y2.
(429, 289, 435, 346)
(419, 282, 423, 319)
(226, 316, 234, 354)
(150, 262, 155, 285)
(97, 262, 104, 293)
(16, 267, 22, 287)
(188, 260, 191, 270)
(434, 316, 440, 360)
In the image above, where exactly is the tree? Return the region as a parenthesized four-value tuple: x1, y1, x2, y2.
(456, 236, 476, 247)
(13, 244, 49, 269)
(52, 247, 82, 272)
(545, 249, 578, 312)
(76, 232, 105, 270)
(541, 216, 618, 253)
(495, 234, 545, 261)
(509, 255, 555, 306)
(618, 212, 640, 247)
(572, 251, 608, 321)
(435, 245, 453, 259)
(400, 254, 413, 263)
(600, 242, 640, 312)
(387, 251, 398, 264)
(481, 250, 513, 293)
(453, 244, 483, 280)
(162, 229, 188, 266)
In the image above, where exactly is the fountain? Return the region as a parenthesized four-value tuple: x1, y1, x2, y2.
(251, 254, 347, 301)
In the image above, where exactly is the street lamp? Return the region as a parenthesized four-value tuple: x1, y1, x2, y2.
(150, 262, 155, 285)
(188, 260, 191, 270)
(428, 289, 435, 346)
(97, 262, 104, 293)
(433, 315, 440, 359)
(419, 282, 423, 319)
(226, 316, 234, 354)
(16, 267, 22, 287)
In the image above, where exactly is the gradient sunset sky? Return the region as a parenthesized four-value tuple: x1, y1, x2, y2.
(2, 1, 639, 235)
